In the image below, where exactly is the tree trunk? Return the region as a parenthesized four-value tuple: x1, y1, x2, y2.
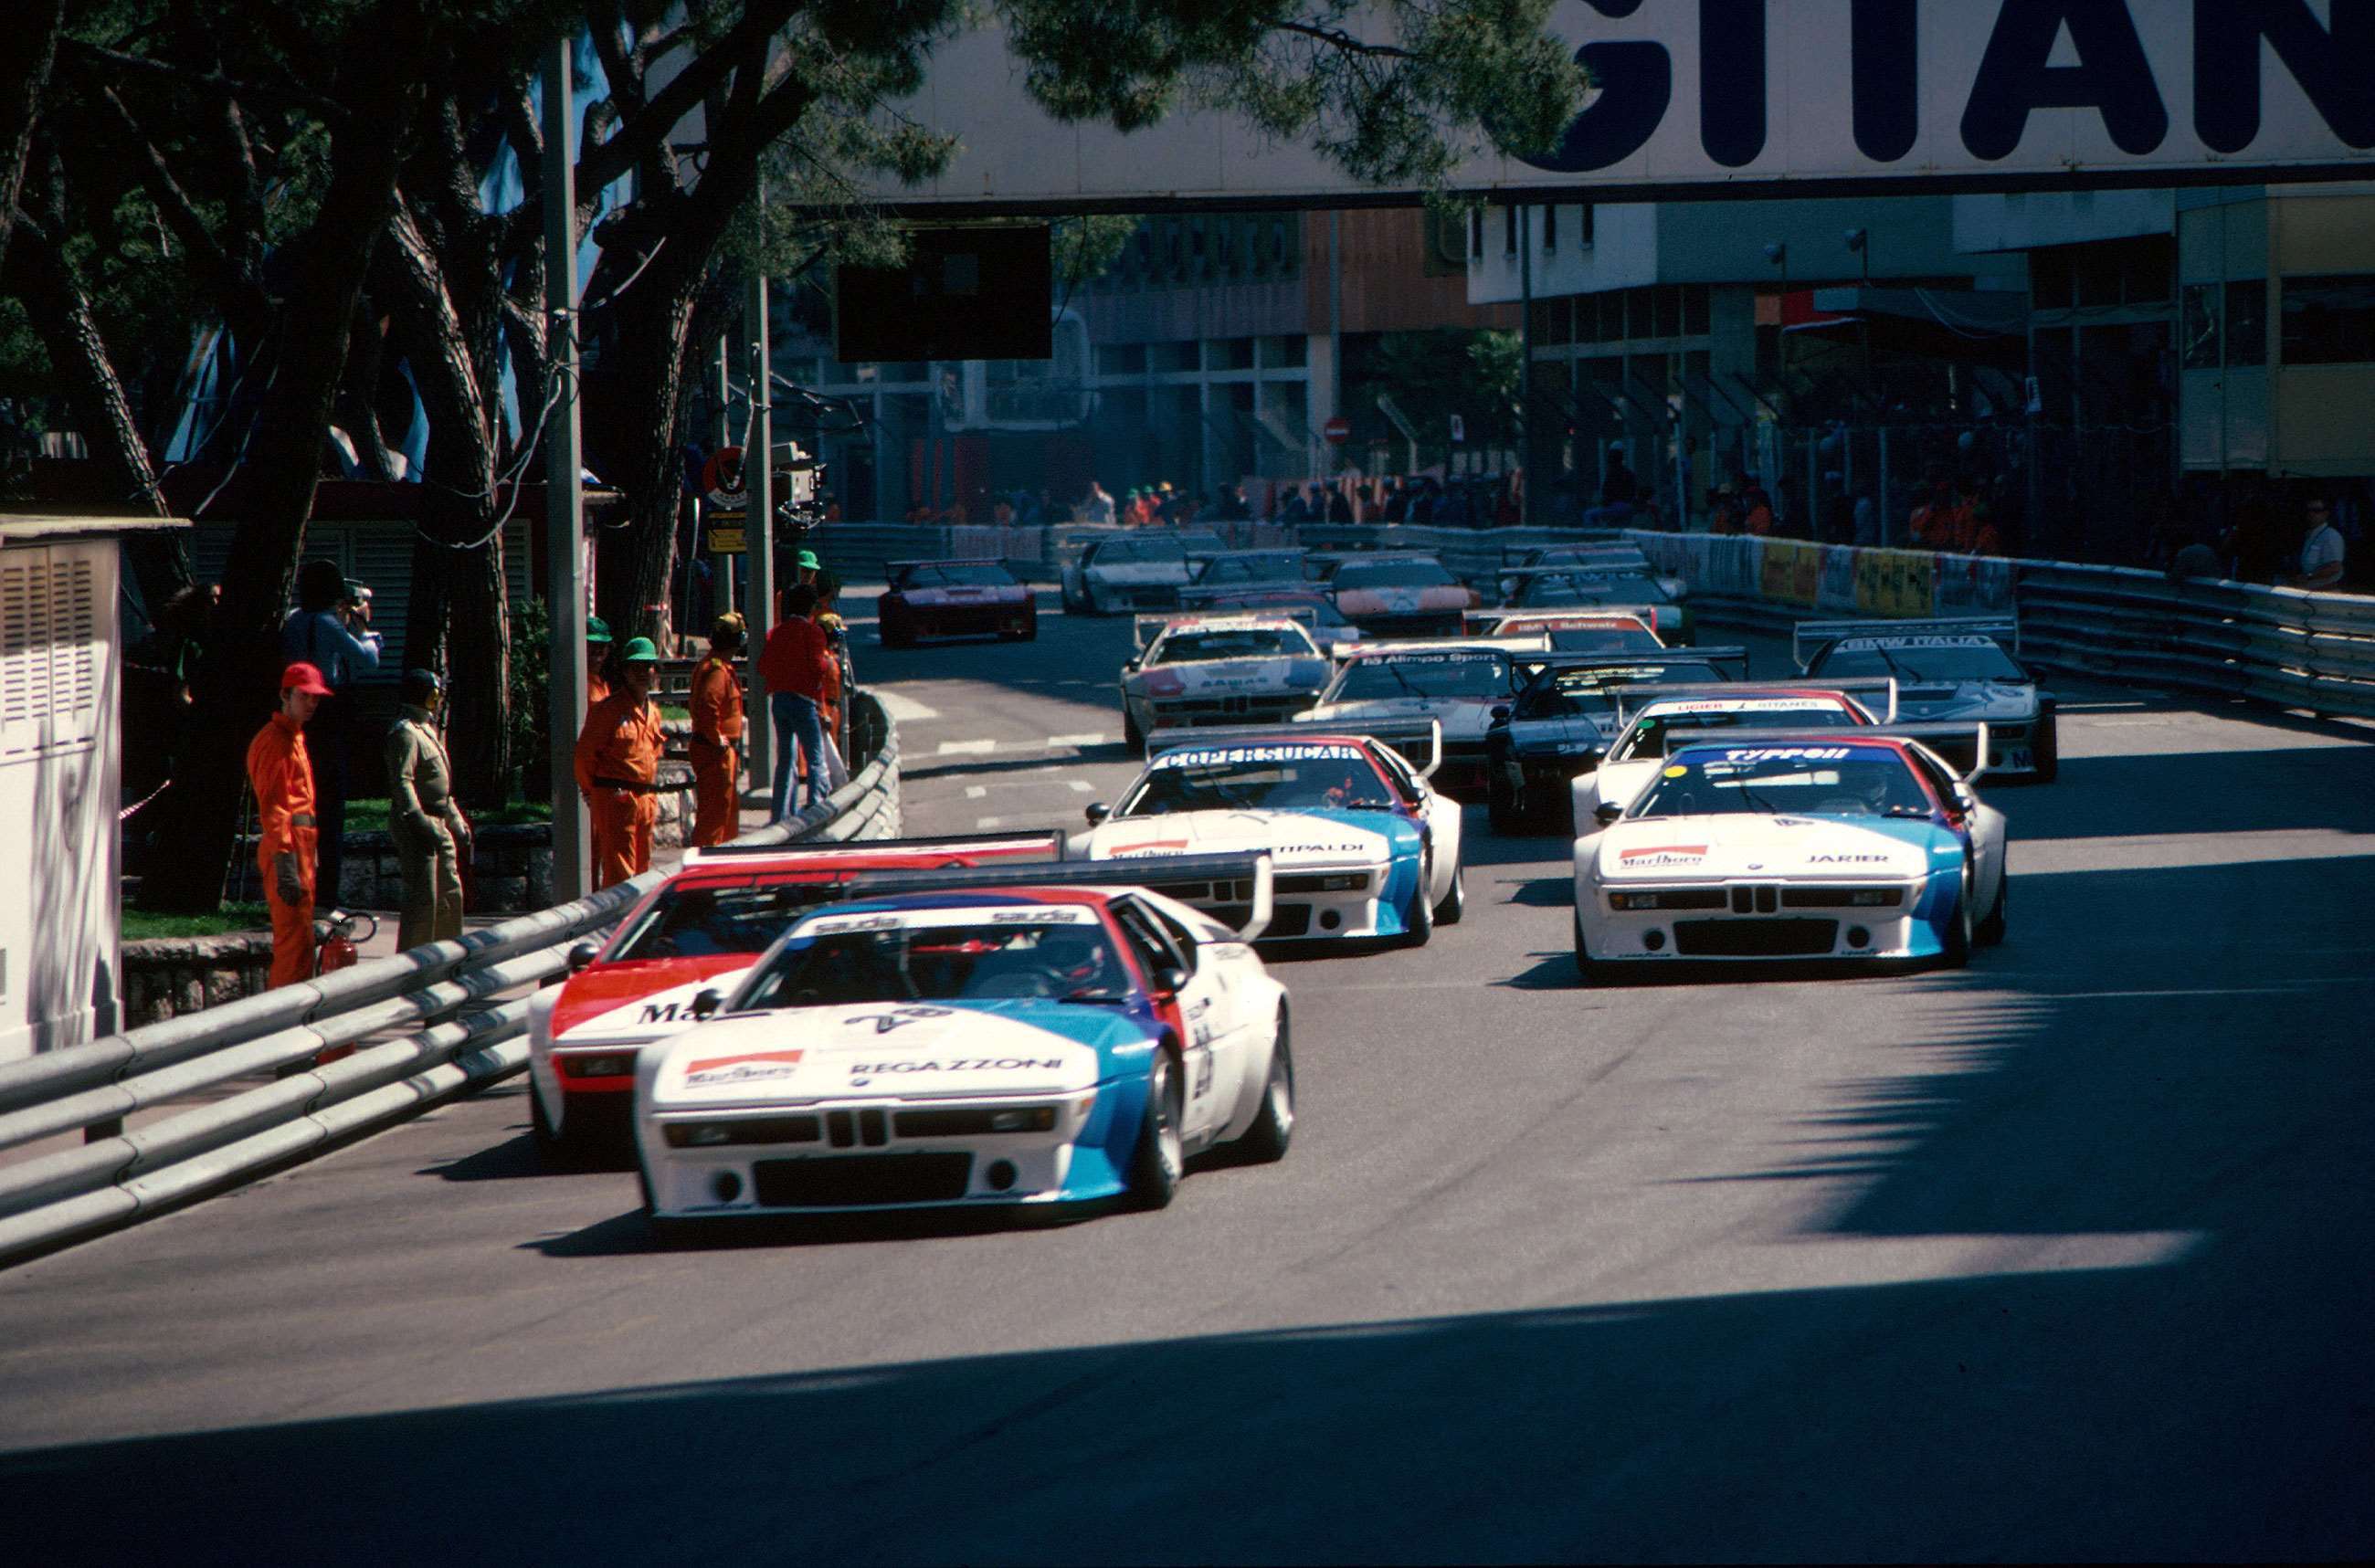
(142, 57, 425, 911)
(0, 0, 62, 279)
(583, 260, 703, 648)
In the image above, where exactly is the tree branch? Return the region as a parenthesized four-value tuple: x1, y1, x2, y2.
(574, 0, 797, 195)
(1259, 17, 1419, 61)
(58, 36, 354, 126)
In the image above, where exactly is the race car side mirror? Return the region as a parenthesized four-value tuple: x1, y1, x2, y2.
(1152, 964, 1190, 996)
(566, 940, 600, 972)
(1122, 658, 1139, 672)
(1490, 705, 1511, 721)
(690, 988, 723, 1020)
(1084, 802, 1111, 825)
(1594, 801, 1625, 826)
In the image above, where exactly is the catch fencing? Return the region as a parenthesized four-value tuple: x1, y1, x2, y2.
(0, 691, 900, 1268)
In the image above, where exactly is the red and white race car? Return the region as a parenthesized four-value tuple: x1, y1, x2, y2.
(877, 559, 1037, 646)
(525, 831, 1061, 1162)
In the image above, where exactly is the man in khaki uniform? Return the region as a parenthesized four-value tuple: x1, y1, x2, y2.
(385, 668, 472, 949)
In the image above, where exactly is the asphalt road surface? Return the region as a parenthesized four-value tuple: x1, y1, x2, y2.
(5, 589, 2372, 1564)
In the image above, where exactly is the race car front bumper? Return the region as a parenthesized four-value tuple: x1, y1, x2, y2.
(1136, 861, 1405, 940)
(641, 1082, 1126, 1218)
(1579, 875, 1943, 963)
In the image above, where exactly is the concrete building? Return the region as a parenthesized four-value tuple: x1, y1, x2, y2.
(1, 508, 185, 1060)
(772, 209, 1512, 521)
(1468, 195, 2027, 531)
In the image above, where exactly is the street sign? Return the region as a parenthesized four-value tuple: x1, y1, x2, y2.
(708, 526, 746, 554)
(1323, 416, 1351, 446)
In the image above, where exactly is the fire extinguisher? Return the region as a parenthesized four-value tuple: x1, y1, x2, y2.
(311, 910, 377, 1065)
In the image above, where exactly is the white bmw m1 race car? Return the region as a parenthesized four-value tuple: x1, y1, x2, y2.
(1078, 723, 1465, 944)
(632, 855, 1293, 1229)
(1796, 617, 2057, 781)
(1569, 682, 1893, 830)
(1573, 730, 2008, 977)
(1118, 614, 1335, 753)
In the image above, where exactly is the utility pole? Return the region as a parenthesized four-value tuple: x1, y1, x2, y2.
(742, 210, 775, 805)
(1518, 204, 1533, 523)
(1327, 209, 1342, 483)
(710, 335, 734, 616)
(540, 36, 588, 902)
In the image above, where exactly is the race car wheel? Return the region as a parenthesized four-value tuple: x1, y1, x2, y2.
(1434, 854, 1466, 925)
(879, 613, 912, 649)
(1977, 872, 2009, 946)
(1127, 1048, 1185, 1209)
(1572, 909, 1596, 984)
(1939, 871, 1975, 969)
(530, 1081, 592, 1168)
(1399, 857, 1435, 948)
(1486, 772, 1523, 835)
(1123, 708, 1145, 755)
(1008, 609, 1038, 642)
(1237, 1014, 1294, 1164)
(2032, 709, 2060, 784)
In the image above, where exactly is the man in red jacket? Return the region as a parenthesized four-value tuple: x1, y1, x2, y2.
(759, 582, 831, 821)
(247, 662, 332, 987)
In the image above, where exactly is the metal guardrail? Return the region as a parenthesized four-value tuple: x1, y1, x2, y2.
(0, 690, 902, 1268)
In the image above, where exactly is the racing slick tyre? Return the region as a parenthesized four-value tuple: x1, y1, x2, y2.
(1127, 1048, 1186, 1209)
(2032, 709, 2060, 784)
(1123, 708, 1145, 756)
(879, 612, 913, 649)
(1572, 909, 1596, 984)
(1399, 857, 1435, 948)
(1434, 855, 1466, 925)
(1977, 873, 2009, 946)
(1486, 772, 1523, 835)
(1939, 872, 1975, 969)
(1236, 1015, 1295, 1164)
(531, 1082, 593, 1169)
(636, 1165, 692, 1247)
(1002, 609, 1038, 642)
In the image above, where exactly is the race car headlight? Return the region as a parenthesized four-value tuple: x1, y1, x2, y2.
(1610, 889, 1726, 911)
(1850, 889, 1901, 907)
(561, 1053, 636, 1079)
(662, 1116, 822, 1149)
(668, 1122, 734, 1148)
(989, 1107, 1054, 1133)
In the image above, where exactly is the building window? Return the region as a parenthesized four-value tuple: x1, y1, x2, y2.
(1542, 205, 1557, 253)
(1683, 284, 1710, 336)
(1578, 204, 1595, 247)
(2280, 275, 2375, 365)
(1504, 205, 1518, 256)
(1470, 207, 1484, 258)
(2225, 279, 2266, 368)
(2180, 285, 2221, 370)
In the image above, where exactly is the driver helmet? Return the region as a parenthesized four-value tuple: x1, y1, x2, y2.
(1038, 932, 1111, 990)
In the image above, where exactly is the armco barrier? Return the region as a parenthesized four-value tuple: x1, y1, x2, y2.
(0, 689, 900, 1267)
(1623, 531, 2375, 721)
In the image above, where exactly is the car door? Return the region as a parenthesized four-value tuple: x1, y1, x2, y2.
(1143, 897, 1258, 1122)
(1111, 897, 1230, 1145)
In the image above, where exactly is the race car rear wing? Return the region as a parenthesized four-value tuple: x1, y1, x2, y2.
(1791, 616, 2021, 673)
(1151, 717, 1445, 780)
(1465, 607, 1656, 638)
(1660, 722, 1996, 784)
(1609, 677, 1901, 729)
(681, 828, 1064, 866)
(837, 851, 1277, 942)
(1133, 607, 1317, 654)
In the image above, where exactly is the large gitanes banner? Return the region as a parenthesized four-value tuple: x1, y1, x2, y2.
(882, 2, 2372, 211)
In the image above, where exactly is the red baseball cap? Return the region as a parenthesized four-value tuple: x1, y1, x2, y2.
(280, 661, 333, 697)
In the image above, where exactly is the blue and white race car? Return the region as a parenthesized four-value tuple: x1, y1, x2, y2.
(1795, 617, 2057, 781)
(1078, 725, 1465, 944)
(634, 855, 1293, 1229)
(1572, 731, 2008, 978)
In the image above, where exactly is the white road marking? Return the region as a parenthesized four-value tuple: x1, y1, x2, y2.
(976, 816, 1004, 828)
(872, 691, 941, 722)
(1047, 732, 1107, 748)
(1068, 780, 1094, 793)
(965, 785, 988, 799)
(936, 739, 997, 755)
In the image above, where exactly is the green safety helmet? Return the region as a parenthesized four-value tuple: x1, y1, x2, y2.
(620, 636, 660, 664)
(585, 616, 613, 645)
(797, 549, 821, 570)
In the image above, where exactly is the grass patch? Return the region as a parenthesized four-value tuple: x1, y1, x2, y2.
(123, 903, 272, 942)
(344, 795, 553, 827)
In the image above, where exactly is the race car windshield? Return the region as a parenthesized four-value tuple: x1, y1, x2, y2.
(1151, 627, 1314, 663)
(607, 882, 846, 959)
(1330, 657, 1510, 701)
(899, 562, 1013, 587)
(1816, 641, 2025, 683)
(1515, 573, 1673, 608)
(1631, 750, 1932, 819)
(1092, 539, 1187, 564)
(1333, 560, 1456, 590)
(1197, 554, 1301, 584)
(1546, 626, 1665, 653)
(1611, 706, 1859, 762)
(1120, 754, 1397, 815)
(1515, 664, 1726, 719)
(737, 921, 1130, 1007)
